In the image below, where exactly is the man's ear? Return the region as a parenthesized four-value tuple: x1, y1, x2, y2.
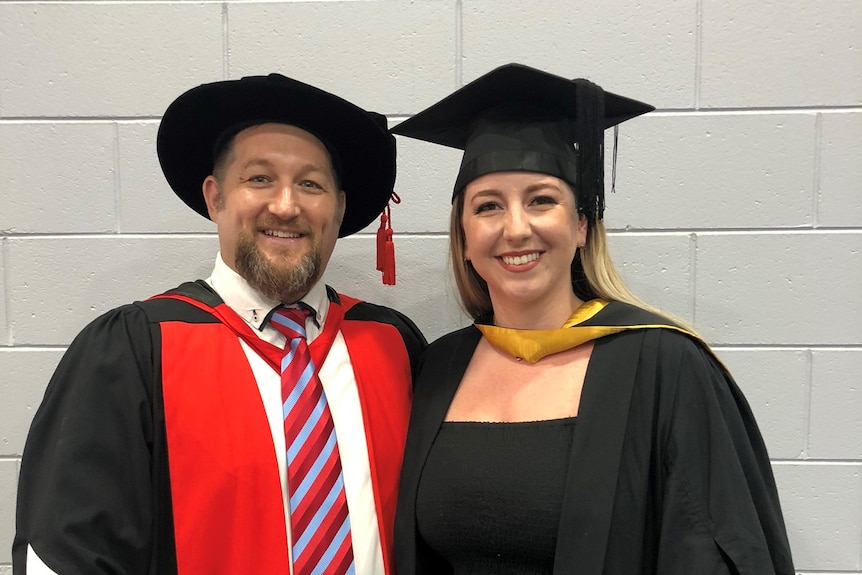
(202, 176, 222, 220)
(336, 190, 346, 223)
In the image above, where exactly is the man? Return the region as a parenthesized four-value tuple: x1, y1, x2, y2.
(13, 74, 425, 575)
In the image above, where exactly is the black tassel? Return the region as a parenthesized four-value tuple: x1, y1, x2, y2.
(573, 79, 605, 223)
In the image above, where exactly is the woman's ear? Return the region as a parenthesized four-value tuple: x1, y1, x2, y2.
(576, 214, 588, 247)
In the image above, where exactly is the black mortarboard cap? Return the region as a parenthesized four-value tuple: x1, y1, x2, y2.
(390, 63, 654, 222)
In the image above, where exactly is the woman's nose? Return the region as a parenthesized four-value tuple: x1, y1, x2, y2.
(502, 206, 530, 241)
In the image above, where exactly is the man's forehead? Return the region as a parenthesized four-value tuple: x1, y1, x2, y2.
(233, 122, 329, 150)
(231, 123, 335, 163)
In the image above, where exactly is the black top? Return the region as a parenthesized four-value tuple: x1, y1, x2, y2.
(416, 418, 576, 574)
(395, 301, 795, 575)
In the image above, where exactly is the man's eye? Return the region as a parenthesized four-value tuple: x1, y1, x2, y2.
(300, 180, 324, 190)
(247, 175, 271, 184)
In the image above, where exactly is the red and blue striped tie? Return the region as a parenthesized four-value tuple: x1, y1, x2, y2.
(271, 307, 355, 575)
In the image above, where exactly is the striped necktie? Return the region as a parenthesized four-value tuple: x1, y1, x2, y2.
(270, 307, 355, 575)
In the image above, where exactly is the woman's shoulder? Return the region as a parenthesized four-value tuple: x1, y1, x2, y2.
(425, 324, 482, 355)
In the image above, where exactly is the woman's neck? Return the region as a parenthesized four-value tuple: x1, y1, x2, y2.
(491, 292, 584, 330)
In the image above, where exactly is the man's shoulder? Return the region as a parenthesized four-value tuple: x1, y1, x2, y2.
(132, 280, 223, 324)
(335, 291, 428, 354)
(336, 291, 413, 327)
(71, 281, 219, 338)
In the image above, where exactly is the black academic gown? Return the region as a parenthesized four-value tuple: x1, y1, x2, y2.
(13, 281, 426, 575)
(395, 302, 795, 575)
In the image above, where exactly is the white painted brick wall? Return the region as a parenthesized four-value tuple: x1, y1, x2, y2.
(0, 349, 65, 458)
(7, 237, 218, 345)
(228, 1, 458, 114)
(0, 123, 118, 233)
(774, 463, 862, 571)
(461, 0, 698, 108)
(118, 122, 216, 234)
(696, 233, 862, 345)
(809, 350, 862, 460)
(608, 233, 693, 322)
(1, 0, 860, 572)
(820, 112, 862, 227)
(0, 247, 7, 346)
(700, 0, 862, 108)
(0, 3, 224, 117)
(606, 113, 817, 229)
(715, 349, 808, 460)
(0, 462, 15, 566)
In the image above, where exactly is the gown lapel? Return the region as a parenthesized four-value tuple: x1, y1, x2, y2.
(553, 328, 645, 574)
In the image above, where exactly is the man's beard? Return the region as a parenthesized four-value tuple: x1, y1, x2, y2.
(234, 231, 322, 304)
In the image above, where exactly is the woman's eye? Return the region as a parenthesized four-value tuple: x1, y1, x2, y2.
(474, 202, 499, 214)
(531, 195, 557, 206)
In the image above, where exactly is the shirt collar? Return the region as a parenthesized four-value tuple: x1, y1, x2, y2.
(207, 252, 329, 333)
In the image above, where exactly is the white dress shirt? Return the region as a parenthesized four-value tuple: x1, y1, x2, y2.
(207, 253, 384, 575)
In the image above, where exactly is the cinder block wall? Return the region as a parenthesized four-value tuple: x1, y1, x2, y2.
(1, 0, 860, 572)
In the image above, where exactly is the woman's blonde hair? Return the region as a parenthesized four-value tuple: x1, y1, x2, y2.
(450, 182, 684, 327)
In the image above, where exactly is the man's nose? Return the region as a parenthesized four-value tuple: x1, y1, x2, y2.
(269, 185, 301, 219)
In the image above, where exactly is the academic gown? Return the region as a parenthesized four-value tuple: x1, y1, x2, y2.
(14, 281, 426, 575)
(395, 301, 795, 575)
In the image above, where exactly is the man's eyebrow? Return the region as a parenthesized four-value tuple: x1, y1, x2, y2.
(239, 158, 276, 171)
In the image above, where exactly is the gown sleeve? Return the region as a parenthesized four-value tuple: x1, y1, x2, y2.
(656, 334, 795, 574)
(13, 304, 162, 575)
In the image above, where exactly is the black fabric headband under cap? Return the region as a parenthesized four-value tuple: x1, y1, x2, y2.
(453, 103, 584, 209)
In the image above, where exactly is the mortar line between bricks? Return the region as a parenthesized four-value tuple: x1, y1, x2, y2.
(711, 345, 862, 352)
(812, 112, 823, 229)
(0, 117, 162, 123)
(802, 348, 814, 458)
(2, 238, 10, 345)
(262, 106, 862, 123)
(7, 229, 862, 239)
(693, 0, 702, 110)
(113, 122, 122, 233)
(0, 0, 229, 5)
(0, 231, 451, 239)
(771, 459, 862, 466)
(222, 1, 229, 79)
(4, 108, 861, 124)
(0, 345, 70, 352)
(455, 0, 463, 88)
(653, 106, 862, 114)
(689, 232, 697, 326)
(0, 232, 219, 239)
(607, 228, 862, 235)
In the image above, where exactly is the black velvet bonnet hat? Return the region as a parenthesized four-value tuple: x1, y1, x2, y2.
(390, 63, 654, 223)
(157, 73, 396, 237)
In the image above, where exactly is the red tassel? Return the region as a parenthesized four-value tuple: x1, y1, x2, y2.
(382, 228, 396, 285)
(378, 192, 400, 285)
(375, 211, 388, 272)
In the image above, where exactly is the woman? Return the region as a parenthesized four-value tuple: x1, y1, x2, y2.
(391, 64, 795, 574)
